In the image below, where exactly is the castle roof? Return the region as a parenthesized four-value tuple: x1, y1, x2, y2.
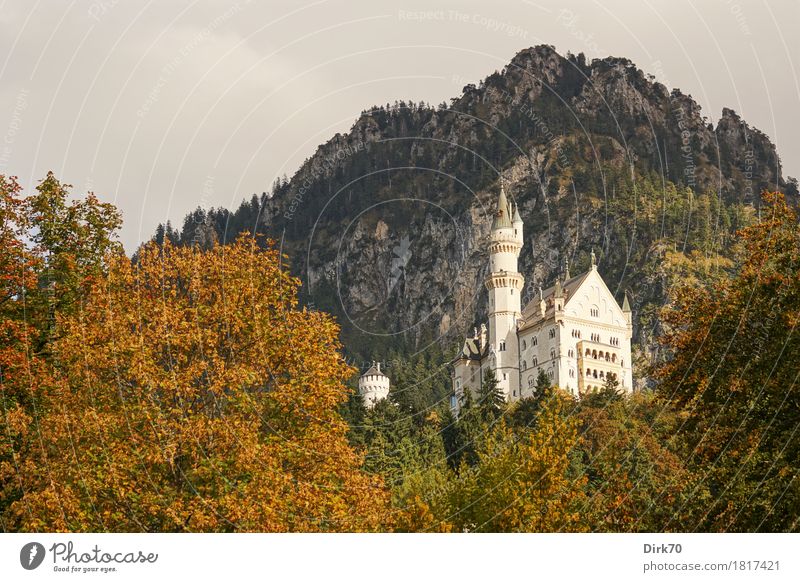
(362, 363, 387, 378)
(451, 335, 488, 364)
(517, 270, 592, 332)
(491, 184, 513, 230)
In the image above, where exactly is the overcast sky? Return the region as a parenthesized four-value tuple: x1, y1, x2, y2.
(1, 0, 798, 251)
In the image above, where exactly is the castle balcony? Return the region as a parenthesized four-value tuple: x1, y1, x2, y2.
(484, 271, 524, 290)
(576, 339, 625, 395)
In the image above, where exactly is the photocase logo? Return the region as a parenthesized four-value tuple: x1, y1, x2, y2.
(20, 542, 46, 570)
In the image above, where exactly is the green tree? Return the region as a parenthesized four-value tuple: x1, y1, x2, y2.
(476, 368, 505, 420)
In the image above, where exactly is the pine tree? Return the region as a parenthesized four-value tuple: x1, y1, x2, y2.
(477, 368, 505, 420)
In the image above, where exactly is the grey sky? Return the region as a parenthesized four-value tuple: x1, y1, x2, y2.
(1, 0, 797, 251)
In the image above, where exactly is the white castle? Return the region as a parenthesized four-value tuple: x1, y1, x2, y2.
(358, 362, 390, 409)
(450, 184, 633, 412)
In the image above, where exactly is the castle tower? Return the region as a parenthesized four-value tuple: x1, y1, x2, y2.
(485, 183, 524, 399)
(358, 362, 390, 409)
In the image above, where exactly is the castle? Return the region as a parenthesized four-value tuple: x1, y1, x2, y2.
(450, 184, 633, 412)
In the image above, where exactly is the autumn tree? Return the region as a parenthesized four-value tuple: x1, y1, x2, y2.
(573, 392, 704, 531)
(444, 392, 587, 532)
(6, 236, 391, 532)
(658, 192, 800, 532)
(1, 173, 124, 528)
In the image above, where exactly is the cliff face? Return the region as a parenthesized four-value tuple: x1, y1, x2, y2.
(178, 46, 787, 367)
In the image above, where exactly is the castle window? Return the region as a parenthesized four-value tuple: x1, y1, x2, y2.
(612, 354, 617, 363)
(532, 337, 538, 346)
(522, 339, 527, 350)
(503, 373, 507, 380)
(550, 349, 555, 360)
(532, 357, 538, 366)
(528, 376, 534, 388)
(499, 340, 506, 351)
(590, 306, 599, 317)
(548, 328, 556, 339)
(569, 369, 575, 378)
(568, 349, 574, 358)
(521, 360, 527, 371)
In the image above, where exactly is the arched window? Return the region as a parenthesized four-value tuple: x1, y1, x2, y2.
(532, 337, 538, 346)
(585, 348, 591, 356)
(550, 349, 555, 360)
(590, 306, 599, 317)
(532, 356, 538, 366)
(528, 376, 534, 388)
(612, 354, 617, 363)
(499, 340, 506, 351)
(569, 369, 575, 378)
(522, 339, 527, 350)
(521, 360, 527, 371)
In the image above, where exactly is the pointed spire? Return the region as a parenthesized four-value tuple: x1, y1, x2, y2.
(512, 201, 522, 224)
(554, 278, 563, 298)
(539, 286, 546, 317)
(564, 256, 570, 280)
(622, 292, 631, 313)
(492, 179, 512, 230)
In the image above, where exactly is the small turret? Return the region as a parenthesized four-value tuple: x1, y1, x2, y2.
(554, 279, 564, 312)
(622, 292, 632, 326)
(539, 287, 546, 317)
(358, 361, 390, 409)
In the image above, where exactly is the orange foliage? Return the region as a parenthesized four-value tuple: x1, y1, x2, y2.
(6, 237, 391, 531)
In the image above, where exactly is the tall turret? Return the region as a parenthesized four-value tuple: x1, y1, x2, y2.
(485, 182, 524, 399)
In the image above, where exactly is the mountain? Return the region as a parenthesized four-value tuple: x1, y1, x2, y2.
(160, 45, 791, 382)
